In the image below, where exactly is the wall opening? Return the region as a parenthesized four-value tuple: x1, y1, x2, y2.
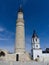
(16, 54, 19, 61)
(0, 51, 5, 57)
(37, 55, 39, 58)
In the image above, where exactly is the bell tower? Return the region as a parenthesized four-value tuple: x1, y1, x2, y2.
(32, 31, 40, 49)
(31, 31, 42, 60)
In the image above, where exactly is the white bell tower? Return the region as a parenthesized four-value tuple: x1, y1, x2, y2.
(31, 31, 42, 60)
(32, 31, 40, 49)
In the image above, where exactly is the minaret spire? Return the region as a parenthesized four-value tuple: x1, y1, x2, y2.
(18, 4, 23, 13)
(18, 0, 23, 12)
(18, 4, 23, 19)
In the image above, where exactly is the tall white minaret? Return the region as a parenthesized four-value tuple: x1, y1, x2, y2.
(15, 6, 25, 53)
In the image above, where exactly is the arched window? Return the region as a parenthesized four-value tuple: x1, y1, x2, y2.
(36, 38, 37, 41)
(36, 45, 38, 47)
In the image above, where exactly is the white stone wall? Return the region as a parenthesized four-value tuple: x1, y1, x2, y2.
(7, 54, 16, 61)
(33, 49, 42, 61)
(33, 49, 49, 62)
(42, 53, 49, 62)
(0, 49, 8, 61)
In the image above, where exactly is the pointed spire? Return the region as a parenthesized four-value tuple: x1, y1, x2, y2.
(18, 4, 23, 12)
(32, 30, 38, 38)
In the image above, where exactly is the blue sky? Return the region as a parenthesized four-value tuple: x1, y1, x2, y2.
(0, 0, 49, 52)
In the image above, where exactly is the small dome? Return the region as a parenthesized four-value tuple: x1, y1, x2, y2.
(32, 30, 38, 38)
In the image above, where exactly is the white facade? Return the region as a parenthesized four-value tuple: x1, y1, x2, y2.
(31, 31, 42, 61)
(42, 53, 49, 62)
(32, 37, 40, 49)
(32, 49, 42, 61)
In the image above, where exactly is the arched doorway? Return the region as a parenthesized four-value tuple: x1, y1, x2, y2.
(16, 54, 19, 61)
(0, 51, 5, 57)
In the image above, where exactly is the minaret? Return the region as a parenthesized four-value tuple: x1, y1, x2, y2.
(15, 5, 25, 53)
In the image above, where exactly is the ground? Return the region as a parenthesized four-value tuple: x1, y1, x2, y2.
(0, 61, 49, 65)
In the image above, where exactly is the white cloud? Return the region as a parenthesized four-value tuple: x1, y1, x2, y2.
(0, 27, 5, 32)
(0, 26, 15, 41)
(0, 26, 15, 52)
(0, 38, 8, 41)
